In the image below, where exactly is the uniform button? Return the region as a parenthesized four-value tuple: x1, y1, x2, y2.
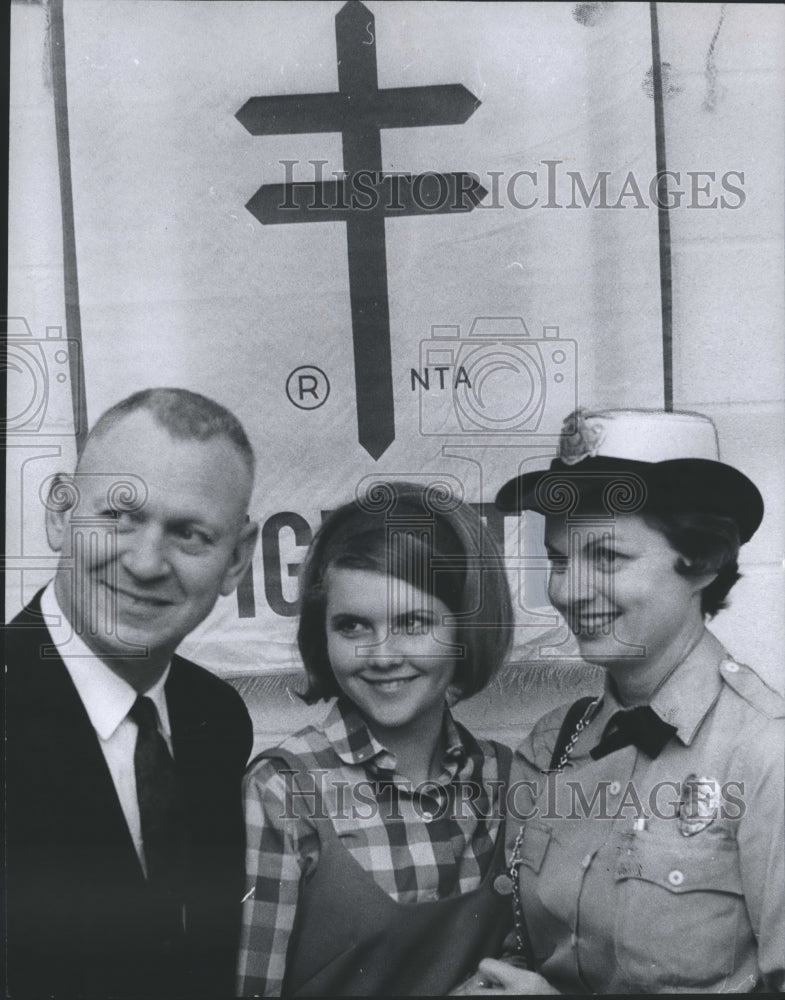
(570, 933, 578, 948)
(493, 874, 513, 896)
(609, 781, 621, 795)
(668, 869, 684, 886)
(725, 661, 739, 673)
(580, 853, 593, 869)
(423, 811, 434, 823)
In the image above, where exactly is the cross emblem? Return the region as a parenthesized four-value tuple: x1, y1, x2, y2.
(237, 0, 486, 459)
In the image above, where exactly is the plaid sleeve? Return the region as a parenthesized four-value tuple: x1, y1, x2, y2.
(236, 759, 317, 997)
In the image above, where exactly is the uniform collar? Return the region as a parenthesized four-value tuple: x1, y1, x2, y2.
(323, 696, 467, 773)
(598, 628, 727, 747)
(40, 582, 171, 741)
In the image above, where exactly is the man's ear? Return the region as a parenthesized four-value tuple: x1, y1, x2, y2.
(44, 474, 77, 553)
(219, 518, 260, 597)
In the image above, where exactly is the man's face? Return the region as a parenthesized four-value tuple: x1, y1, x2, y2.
(49, 410, 257, 671)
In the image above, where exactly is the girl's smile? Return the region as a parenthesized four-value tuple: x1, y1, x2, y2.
(325, 568, 457, 742)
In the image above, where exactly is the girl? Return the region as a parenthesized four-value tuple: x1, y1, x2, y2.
(237, 481, 515, 996)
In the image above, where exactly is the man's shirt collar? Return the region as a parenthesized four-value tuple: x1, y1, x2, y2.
(40, 582, 171, 741)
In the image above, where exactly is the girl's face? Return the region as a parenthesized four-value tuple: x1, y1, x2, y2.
(325, 567, 457, 737)
(544, 513, 707, 672)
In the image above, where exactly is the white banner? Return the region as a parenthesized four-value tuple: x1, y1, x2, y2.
(8, 1, 784, 688)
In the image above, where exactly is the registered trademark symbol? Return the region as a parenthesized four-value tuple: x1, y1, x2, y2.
(286, 366, 330, 410)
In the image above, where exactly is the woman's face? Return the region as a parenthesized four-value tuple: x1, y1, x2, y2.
(324, 567, 456, 737)
(544, 513, 706, 672)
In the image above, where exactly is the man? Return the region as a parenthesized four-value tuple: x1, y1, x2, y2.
(5, 388, 259, 997)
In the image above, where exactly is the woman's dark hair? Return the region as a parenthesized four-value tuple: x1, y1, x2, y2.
(642, 510, 742, 618)
(297, 481, 513, 703)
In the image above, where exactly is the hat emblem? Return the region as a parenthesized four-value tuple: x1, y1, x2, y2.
(559, 409, 605, 465)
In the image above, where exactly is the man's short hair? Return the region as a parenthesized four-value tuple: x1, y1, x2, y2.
(84, 387, 255, 474)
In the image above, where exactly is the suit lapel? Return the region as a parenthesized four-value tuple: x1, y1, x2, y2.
(53, 666, 139, 859)
(9, 597, 145, 879)
(166, 658, 203, 760)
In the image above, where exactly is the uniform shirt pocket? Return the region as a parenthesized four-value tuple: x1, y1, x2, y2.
(613, 830, 745, 988)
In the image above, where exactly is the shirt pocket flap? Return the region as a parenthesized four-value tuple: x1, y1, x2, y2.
(518, 821, 552, 874)
(615, 837, 743, 895)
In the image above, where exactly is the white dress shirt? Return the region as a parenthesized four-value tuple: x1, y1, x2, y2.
(40, 582, 172, 875)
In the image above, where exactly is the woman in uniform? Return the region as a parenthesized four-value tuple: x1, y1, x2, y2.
(461, 408, 783, 995)
(237, 480, 516, 996)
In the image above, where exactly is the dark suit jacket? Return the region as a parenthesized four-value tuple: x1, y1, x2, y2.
(4, 592, 254, 998)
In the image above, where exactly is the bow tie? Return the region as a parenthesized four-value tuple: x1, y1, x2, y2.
(589, 706, 677, 761)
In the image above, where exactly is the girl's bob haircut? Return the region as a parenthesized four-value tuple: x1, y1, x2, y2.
(297, 480, 513, 704)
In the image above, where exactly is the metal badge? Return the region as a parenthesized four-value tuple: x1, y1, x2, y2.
(678, 774, 721, 836)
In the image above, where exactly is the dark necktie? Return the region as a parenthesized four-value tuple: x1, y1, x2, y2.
(589, 706, 677, 761)
(129, 696, 186, 899)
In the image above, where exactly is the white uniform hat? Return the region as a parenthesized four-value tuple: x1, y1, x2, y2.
(495, 408, 763, 543)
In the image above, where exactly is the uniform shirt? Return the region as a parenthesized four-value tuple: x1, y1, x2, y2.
(39, 582, 171, 874)
(237, 698, 507, 997)
(509, 628, 785, 994)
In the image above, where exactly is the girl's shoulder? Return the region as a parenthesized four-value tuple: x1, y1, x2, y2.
(450, 718, 514, 772)
(245, 720, 344, 780)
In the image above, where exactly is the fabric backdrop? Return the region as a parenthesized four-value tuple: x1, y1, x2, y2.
(8, 1, 784, 692)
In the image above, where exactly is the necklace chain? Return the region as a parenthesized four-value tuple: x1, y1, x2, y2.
(509, 696, 601, 963)
(547, 695, 602, 775)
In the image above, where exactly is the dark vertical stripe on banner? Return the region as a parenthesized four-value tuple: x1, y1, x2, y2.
(49, 0, 88, 449)
(649, 2, 673, 412)
(236, 518, 257, 618)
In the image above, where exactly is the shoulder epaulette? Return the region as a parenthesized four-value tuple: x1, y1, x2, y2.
(720, 657, 785, 720)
